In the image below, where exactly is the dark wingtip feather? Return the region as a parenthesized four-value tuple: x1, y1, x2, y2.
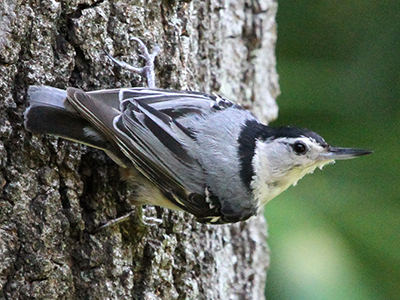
(24, 85, 109, 149)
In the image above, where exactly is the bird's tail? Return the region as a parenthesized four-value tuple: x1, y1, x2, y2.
(24, 86, 127, 166)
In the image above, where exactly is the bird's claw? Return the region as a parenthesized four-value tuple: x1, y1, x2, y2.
(107, 37, 159, 88)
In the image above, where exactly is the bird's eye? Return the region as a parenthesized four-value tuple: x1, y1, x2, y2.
(293, 141, 307, 155)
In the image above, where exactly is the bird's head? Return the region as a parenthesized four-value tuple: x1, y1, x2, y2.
(249, 127, 372, 205)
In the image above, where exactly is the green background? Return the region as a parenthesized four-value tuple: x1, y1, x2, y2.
(264, 1, 400, 300)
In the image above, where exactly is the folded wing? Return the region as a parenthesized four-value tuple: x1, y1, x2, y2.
(65, 87, 238, 222)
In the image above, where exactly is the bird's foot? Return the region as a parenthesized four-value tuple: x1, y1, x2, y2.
(106, 37, 160, 88)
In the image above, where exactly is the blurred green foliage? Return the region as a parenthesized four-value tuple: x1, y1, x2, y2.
(264, 1, 400, 300)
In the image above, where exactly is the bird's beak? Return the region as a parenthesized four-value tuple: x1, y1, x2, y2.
(320, 147, 373, 160)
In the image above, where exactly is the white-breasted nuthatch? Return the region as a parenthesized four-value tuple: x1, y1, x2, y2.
(24, 38, 371, 224)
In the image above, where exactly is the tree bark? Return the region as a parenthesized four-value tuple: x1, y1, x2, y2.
(0, 0, 279, 299)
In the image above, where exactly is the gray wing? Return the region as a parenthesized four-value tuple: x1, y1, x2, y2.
(87, 87, 228, 117)
(67, 87, 252, 223)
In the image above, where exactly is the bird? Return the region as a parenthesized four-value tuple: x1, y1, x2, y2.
(24, 38, 372, 225)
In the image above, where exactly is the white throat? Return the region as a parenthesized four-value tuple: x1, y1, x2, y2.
(250, 139, 332, 207)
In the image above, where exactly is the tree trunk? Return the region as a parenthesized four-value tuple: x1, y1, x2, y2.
(0, 0, 279, 299)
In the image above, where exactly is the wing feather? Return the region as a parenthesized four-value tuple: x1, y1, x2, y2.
(66, 87, 240, 222)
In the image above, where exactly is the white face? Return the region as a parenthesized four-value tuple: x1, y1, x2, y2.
(251, 136, 335, 206)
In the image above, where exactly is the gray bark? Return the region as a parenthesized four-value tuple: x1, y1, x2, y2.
(0, 0, 279, 299)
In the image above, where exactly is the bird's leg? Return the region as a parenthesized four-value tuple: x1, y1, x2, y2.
(96, 211, 134, 231)
(106, 37, 160, 88)
(95, 206, 163, 232)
